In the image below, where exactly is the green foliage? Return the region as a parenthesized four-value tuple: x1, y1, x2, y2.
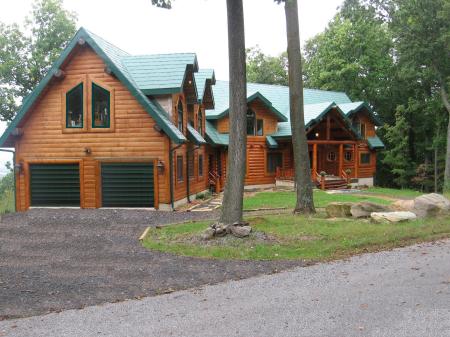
(246, 46, 288, 85)
(151, 0, 172, 9)
(0, 171, 14, 214)
(143, 213, 450, 260)
(0, 0, 77, 122)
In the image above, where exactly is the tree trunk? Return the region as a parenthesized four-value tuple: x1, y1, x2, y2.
(220, 0, 247, 225)
(284, 0, 315, 214)
(440, 86, 450, 194)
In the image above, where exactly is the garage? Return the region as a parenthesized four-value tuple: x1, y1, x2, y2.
(30, 164, 81, 207)
(101, 162, 155, 208)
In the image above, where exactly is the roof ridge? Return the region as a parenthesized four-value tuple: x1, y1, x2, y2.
(82, 27, 130, 56)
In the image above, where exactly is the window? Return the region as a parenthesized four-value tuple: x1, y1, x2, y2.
(176, 155, 184, 182)
(66, 83, 83, 128)
(177, 100, 184, 131)
(360, 152, 371, 165)
(198, 154, 203, 177)
(188, 151, 194, 179)
(92, 83, 110, 128)
(246, 110, 255, 135)
(327, 151, 336, 162)
(197, 108, 203, 135)
(256, 119, 264, 136)
(360, 123, 366, 139)
(344, 151, 353, 161)
(267, 152, 283, 174)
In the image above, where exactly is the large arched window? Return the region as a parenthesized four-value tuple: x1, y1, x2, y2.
(177, 100, 184, 131)
(66, 83, 83, 128)
(197, 106, 203, 135)
(92, 83, 110, 128)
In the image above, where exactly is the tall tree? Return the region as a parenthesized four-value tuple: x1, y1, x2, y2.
(390, 0, 450, 193)
(278, 0, 315, 214)
(151, 0, 248, 224)
(220, 0, 248, 225)
(246, 46, 288, 85)
(0, 0, 77, 122)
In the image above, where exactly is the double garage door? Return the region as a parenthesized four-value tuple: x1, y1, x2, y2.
(30, 163, 154, 208)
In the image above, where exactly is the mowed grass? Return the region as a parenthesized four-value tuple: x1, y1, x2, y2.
(243, 190, 391, 210)
(0, 190, 15, 214)
(363, 187, 422, 198)
(142, 214, 450, 260)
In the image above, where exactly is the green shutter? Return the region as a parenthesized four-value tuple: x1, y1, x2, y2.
(30, 164, 80, 206)
(101, 163, 154, 207)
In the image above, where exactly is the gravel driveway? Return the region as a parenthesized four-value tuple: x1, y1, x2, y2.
(0, 209, 303, 320)
(1, 240, 449, 337)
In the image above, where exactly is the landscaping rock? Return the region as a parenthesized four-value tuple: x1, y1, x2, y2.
(325, 202, 353, 218)
(370, 211, 417, 223)
(230, 225, 252, 238)
(351, 202, 391, 218)
(200, 228, 215, 241)
(412, 193, 450, 218)
(391, 199, 415, 212)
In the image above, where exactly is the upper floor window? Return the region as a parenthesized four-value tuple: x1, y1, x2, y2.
(352, 118, 366, 139)
(197, 107, 203, 135)
(247, 110, 255, 135)
(177, 100, 184, 131)
(66, 83, 83, 128)
(256, 119, 264, 136)
(92, 83, 110, 128)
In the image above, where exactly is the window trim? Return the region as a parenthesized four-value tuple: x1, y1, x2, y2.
(327, 151, 337, 162)
(65, 83, 84, 129)
(198, 153, 204, 179)
(91, 82, 111, 129)
(344, 151, 353, 162)
(177, 98, 184, 132)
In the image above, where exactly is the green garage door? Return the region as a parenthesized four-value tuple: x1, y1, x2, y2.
(101, 163, 154, 207)
(30, 164, 80, 207)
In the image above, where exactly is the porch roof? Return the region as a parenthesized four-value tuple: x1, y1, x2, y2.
(368, 136, 385, 149)
(187, 124, 207, 145)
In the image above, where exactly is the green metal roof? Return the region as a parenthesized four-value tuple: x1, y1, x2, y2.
(206, 80, 352, 121)
(338, 101, 382, 126)
(194, 69, 215, 103)
(368, 136, 385, 149)
(266, 135, 278, 149)
(122, 53, 198, 95)
(187, 124, 206, 145)
(205, 121, 229, 146)
(0, 27, 187, 146)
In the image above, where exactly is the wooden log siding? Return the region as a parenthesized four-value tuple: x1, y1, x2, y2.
(13, 46, 209, 210)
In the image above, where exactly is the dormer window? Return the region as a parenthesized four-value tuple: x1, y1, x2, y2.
(92, 83, 110, 128)
(66, 83, 83, 128)
(246, 109, 264, 136)
(177, 100, 184, 131)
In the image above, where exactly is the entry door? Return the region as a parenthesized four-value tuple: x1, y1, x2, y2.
(30, 164, 80, 207)
(101, 162, 154, 207)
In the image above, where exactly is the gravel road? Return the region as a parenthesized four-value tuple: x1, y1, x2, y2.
(1, 239, 449, 337)
(0, 209, 302, 319)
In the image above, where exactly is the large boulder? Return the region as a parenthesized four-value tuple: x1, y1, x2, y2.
(326, 202, 353, 218)
(391, 199, 414, 212)
(412, 193, 450, 218)
(351, 202, 391, 218)
(371, 211, 417, 223)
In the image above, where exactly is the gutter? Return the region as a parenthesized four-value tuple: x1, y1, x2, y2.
(0, 149, 16, 212)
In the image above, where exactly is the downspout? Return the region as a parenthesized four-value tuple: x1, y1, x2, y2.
(0, 149, 16, 212)
(169, 140, 183, 210)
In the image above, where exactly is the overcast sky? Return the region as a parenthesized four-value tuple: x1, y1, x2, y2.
(0, 0, 343, 172)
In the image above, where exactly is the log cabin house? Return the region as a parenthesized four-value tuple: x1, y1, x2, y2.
(0, 28, 384, 211)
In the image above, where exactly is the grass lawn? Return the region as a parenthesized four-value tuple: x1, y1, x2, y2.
(142, 214, 450, 261)
(0, 190, 15, 214)
(243, 190, 391, 210)
(362, 187, 422, 198)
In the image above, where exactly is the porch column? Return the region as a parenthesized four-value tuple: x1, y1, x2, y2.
(312, 143, 318, 180)
(339, 143, 344, 177)
(354, 144, 359, 178)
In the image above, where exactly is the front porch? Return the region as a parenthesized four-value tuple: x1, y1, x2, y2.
(276, 140, 361, 190)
